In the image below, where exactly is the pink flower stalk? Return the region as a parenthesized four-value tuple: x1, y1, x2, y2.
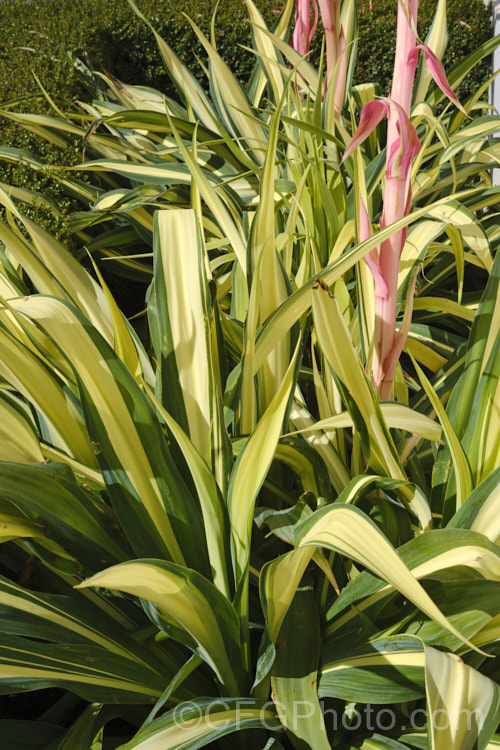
(372, 0, 419, 396)
(292, 0, 319, 57)
(293, 0, 345, 109)
(344, 98, 421, 394)
(343, 0, 463, 399)
(318, 0, 342, 86)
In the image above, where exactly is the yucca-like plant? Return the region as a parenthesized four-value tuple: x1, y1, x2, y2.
(1, 0, 500, 748)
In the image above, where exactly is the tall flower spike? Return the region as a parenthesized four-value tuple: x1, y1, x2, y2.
(292, 0, 319, 57)
(339, 0, 464, 400)
(342, 94, 421, 399)
(318, 0, 342, 84)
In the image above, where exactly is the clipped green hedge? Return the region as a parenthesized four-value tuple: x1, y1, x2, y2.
(0, 0, 283, 107)
(1, 0, 492, 116)
(0, 0, 283, 240)
(0, 0, 493, 240)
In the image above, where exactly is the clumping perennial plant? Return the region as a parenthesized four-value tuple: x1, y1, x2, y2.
(0, 0, 499, 748)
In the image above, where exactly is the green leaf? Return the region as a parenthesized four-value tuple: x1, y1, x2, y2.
(166, 116, 248, 273)
(245, 0, 284, 104)
(0, 573, 168, 668)
(125, 0, 222, 135)
(425, 201, 492, 272)
(297, 505, 479, 650)
(424, 645, 500, 750)
(16, 295, 210, 570)
(320, 635, 426, 704)
(404, 579, 500, 651)
(411, 356, 473, 510)
(448, 466, 500, 544)
(0, 317, 96, 467)
(0, 514, 45, 543)
(118, 698, 281, 750)
(148, 209, 227, 466)
(184, 16, 267, 165)
(78, 559, 247, 695)
(0, 187, 113, 341)
(274, 437, 333, 499)
(253, 189, 480, 380)
(55, 705, 121, 750)
(229, 339, 300, 588)
(325, 529, 500, 637)
(244, 78, 290, 418)
(0, 462, 126, 568)
(148, 392, 232, 598)
(0, 634, 164, 703)
(271, 584, 331, 750)
(440, 117, 500, 168)
(446, 245, 500, 444)
(290, 403, 442, 443)
(460, 335, 500, 485)
(312, 284, 404, 479)
(260, 547, 315, 644)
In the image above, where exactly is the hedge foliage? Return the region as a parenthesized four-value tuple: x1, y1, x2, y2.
(0, 0, 493, 240)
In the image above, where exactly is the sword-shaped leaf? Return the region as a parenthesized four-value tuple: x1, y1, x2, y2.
(126, 0, 222, 135)
(118, 698, 281, 750)
(0, 515, 45, 543)
(0, 575, 163, 668)
(460, 335, 500, 484)
(253, 190, 480, 376)
(166, 117, 248, 273)
(319, 635, 426, 704)
(149, 209, 229, 478)
(0, 462, 127, 569)
(229, 341, 300, 587)
(0, 634, 164, 704)
(78, 559, 247, 696)
(264, 504, 481, 652)
(0, 322, 96, 466)
(53, 705, 121, 750)
(325, 529, 500, 637)
(15, 295, 209, 571)
(448, 466, 500, 544)
(445, 246, 500, 451)
(0, 187, 113, 342)
(271, 585, 331, 750)
(424, 645, 500, 750)
(147, 391, 232, 599)
(245, 0, 285, 104)
(412, 356, 473, 509)
(312, 283, 404, 478)
(290, 403, 442, 443)
(184, 16, 267, 166)
(0, 391, 44, 463)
